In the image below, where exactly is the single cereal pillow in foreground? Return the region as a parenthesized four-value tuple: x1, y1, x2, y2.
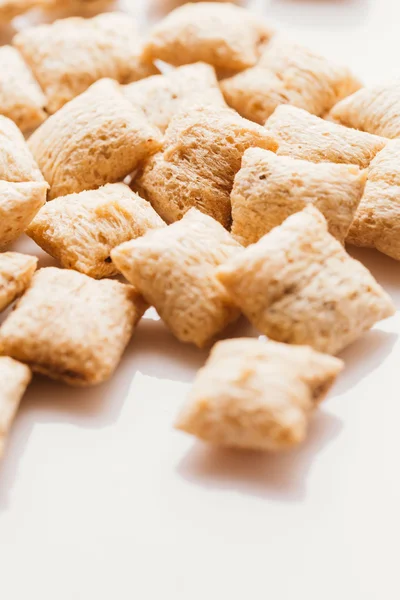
(0, 357, 31, 459)
(0, 252, 37, 312)
(346, 140, 400, 260)
(112, 208, 242, 348)
(265, 105, 386, 168)
(123, 62, 226, 133)
(175, 338, 343, 451)
(221, 37, 361, 124)
(0, 267, 147, 386)
(27, 183, 165, 279)
(231, 148, 366, 246)
(135, 104, 277, 227)
(13, 13, 158, 114)
(143, 2, 273, 72)
(29, 79, 162, 200)
(217, 206, 395, 355)
(330, 81, 400, 139)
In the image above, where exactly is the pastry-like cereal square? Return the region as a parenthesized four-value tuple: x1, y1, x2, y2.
(0, 267, 146, 386)
(135, 104, 277, 227)
(29, 79, 162, 200)
(0, 252, 37, 312)
(123, 62, 226, 133)
(347, 140, 400, 260)
(231, 147, 366, 245)
(0, 46, 46, 132)
(265, 105, 387, 168)
(0, 181, 48, 248)
(175, 338, 343, 451)
(112, 208, 242, 348)
(217, 206, 395, 355)
(27, 183, 165, 278)
(330, 82, 400, 139)
(221, 37, 361, 124)
(0, 356, 31, 458)
(143, 2, 273, 72)
(14, 13, 158, 114)
(0, 115, 45, 184)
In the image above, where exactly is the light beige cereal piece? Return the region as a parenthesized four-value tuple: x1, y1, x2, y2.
(0, 115, 44, 184)
(0, 252, 37, 312)
(0, 267, 146, 386)
(0, 357, 31, 459)
(0, 0, 51, 21)
(221, 37, 361, 124)
(0, 181, 48, 248)
(135, 104, 278, 227)
(27, 183, 165, 279)
(347, 140, 400, 260)
(216, 206, 395, 355)
(13, 13, 158, 114)
(143, 2, 273, 72)
(0, 46, 46, 133)
(123, 62, 226, 133)
(28, 79, 162, 200)
(176, 338, 343, 451)
(112, 208, 242, 348)
(231, 147, 366, 245)
(330, 82, 400, 139)
(265, 105, 387, 169)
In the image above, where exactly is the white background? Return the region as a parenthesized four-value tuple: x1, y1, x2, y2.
(1, 1, 400, 598)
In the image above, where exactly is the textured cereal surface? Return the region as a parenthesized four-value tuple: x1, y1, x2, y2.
(112, 208, 242, 348)
(123, 62, 226, 133)
(135, 104, 278, 227)
(231, 147, 366, 245)
(29, 79, 162, 200)
(0, 0, 50, 21)
(0, 252, 37, 312)
(27, 183, 165, 278)
(0, 356, 31, 459)
(347, 140, 400, 260)
(0, 115, 44, 183)
(330, 82, 400, 139)
(265, 105, 387, 168)
(0, 267, 147, 386)
(175, 338, 343, 451)
(0, 46, 46, 132)
(217, 206, 395, 355)
(143, 2, 273, 71)
(14, 13, 158, 114)
(221, 37, 361, 124)
(0, 181, 48, 248)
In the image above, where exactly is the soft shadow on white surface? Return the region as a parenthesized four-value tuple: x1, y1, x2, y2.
(264, 0, 371, 28)
(178, 410, 342, 502)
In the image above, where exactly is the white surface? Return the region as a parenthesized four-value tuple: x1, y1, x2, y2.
(1, 1, 400, 598)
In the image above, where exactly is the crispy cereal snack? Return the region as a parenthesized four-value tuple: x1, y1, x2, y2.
(112, 208, 242, 348)
(27, 183, 165, 278)
(0, 267, 146, 386)
(217, 206, 395, 355)
(231, 148, 366, 245)
(175, 338, 343, 451)
(29, 79, 162, 200)
(0, 252, 37, 312)
(0, 357, 31, 458)
(0, 0, 51, 21)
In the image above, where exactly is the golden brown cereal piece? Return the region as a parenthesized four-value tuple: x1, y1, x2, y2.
(0, 357, 31, 459)
(347, 140, 400, 260)
(265, 105, 387, 169)
(29, 79, 162, 200)
(0, 46, 46, 133)
(330, 82, 400, 139)
(112, 208, 242, 348)
(221, 37, 361, 124)
(135, 104, 278, 227)
(217, 206, 395, 355)
(0, 181, 48, 248)
(0, 0, 51, 21)
(231, 148, 366, 245)
(0, 252, 37, 312)
(175, 338, 343, 451)
(0, 115, 45, 184)
(0, 267, 146, 386)
(143, 2, 273, 72)
(14, 13, 158, 114)
(123, 62, 226, 133)
(27, 183, 165, 279)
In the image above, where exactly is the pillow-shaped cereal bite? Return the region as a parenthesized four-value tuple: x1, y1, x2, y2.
(0, 252, 37, 312)
(0, 357, 31, 459)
